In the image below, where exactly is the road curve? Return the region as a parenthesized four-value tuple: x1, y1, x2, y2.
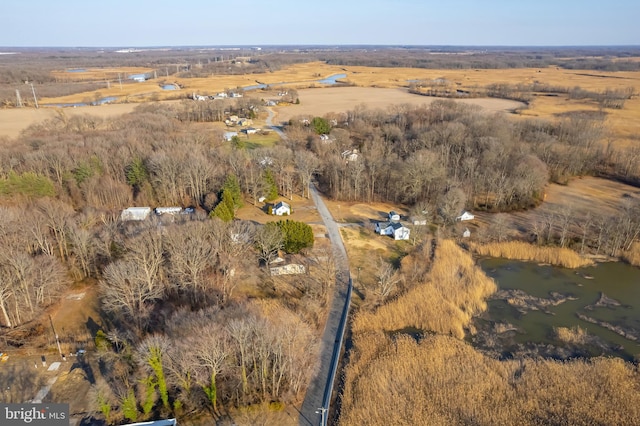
(299, 182, 350, 426)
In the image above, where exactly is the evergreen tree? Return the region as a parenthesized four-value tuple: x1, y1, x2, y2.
(264, 169, 278, 201)
(276, 220, 314, 253)
(222, 174, 243, 209)
(311, 116, 331, 135)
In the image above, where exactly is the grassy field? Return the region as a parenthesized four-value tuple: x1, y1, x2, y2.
(473, 176, 640, 241)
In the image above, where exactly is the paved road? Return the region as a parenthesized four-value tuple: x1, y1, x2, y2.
(267, 115, 350, 425)
(265, 107, 287, 139)
(299, 182, 351, 426)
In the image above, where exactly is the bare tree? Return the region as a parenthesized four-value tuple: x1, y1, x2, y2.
(295, 150, 319, 198)
(36, 198, 74, 260)
(100, 259, 163, 331)
(374, 258, 402, 298)
(164, 221, 216, 305)
(254, 224, 284, 266)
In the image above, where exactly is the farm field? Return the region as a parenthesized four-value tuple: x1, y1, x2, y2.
(473, 176, 640, 240)
(2, 60, 639, 146)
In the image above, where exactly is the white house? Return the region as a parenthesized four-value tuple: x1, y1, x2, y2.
(463, 228, 471, 238)
(120, 207, 151, 221)
(242, 127, 259, 135)
(456, 211, 475, 221)
(272, 201, 291, 216)
(375, 221, 410, 240)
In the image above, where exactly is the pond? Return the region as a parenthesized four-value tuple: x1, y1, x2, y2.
(241, 74, 347, 91)
(161, 84, 179, 90)
(66, 68, 87, 73)
(477, 258, 640, 360)
(317, 73, 347, 84)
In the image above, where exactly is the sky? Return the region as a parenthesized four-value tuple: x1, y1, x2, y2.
(2, 0, 638, 47)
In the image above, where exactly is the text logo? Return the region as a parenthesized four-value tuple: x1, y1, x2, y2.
(1, 404, 68, 425)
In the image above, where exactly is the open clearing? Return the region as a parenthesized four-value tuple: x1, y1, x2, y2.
(0, 103, 139, 139)
(271, 87, 524, 124)
(474, 176, 640, 239)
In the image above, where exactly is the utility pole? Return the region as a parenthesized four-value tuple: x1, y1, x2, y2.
(118, 73, 123, 90)
(30, 83, 38, 109)
(15, 89, 22, 107)
(49, 315, 63, 360)
(316, 407, 327, 426)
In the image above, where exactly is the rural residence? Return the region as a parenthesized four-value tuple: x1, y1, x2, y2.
(456, 211, 475, 221)
(376, 221, 411, 240)
(272, 201, 291, 216)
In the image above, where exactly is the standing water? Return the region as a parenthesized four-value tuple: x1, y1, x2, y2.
(478, 258, 640, 360)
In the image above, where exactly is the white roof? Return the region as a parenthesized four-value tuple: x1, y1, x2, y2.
(155, 207, 182, 215)
(120, 207, 151, 221)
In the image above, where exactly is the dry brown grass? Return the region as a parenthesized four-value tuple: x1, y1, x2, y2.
(339, 333, 640, 426)
(622, 242, 640, 267)
(271, 87, 523, 124)
(554, 326, 590, 345)
(352, 240, 496, 339)
(469, 241, 594, 268)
